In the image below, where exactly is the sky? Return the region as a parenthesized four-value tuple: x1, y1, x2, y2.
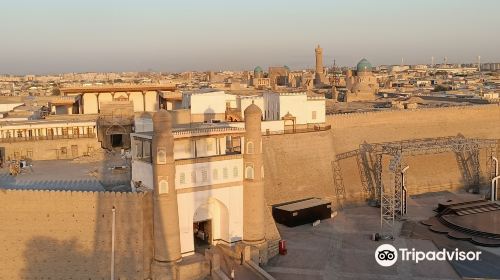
(1, 0, 499, 74)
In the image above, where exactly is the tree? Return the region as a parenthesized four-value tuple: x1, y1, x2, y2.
(51, 87, 61, 96)
(432, 84, 450, 92)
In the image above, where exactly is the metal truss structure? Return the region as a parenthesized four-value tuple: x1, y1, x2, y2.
(332, 134, 499, 236)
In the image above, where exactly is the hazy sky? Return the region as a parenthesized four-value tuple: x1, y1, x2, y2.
(1, 0, 499, 74)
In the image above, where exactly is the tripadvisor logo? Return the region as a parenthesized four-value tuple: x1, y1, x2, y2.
(375, 244, 482, 267)
(375, 244, 398, 267)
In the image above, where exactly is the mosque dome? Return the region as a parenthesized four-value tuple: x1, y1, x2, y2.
(356, 58, 372, 72)
(254, 66, 263, 73)
(283, 65, 290, 71)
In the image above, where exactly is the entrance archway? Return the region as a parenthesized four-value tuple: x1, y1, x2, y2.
(192, 198, 230, 253)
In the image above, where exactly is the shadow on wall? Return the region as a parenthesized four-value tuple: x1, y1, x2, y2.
(21, 237, 99, 279)
(8, 190, 151, 279)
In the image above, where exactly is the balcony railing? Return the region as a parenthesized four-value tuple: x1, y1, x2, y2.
(0, 133, 97, 143)
(263, 124, 332, 135)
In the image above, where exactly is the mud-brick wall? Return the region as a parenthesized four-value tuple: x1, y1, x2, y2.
(330, 105, 500, 201)
(0, 137, 100, 161)
(0, 189, 153, 280)
(263, 130, 336, 206)
(261, 105, 499, 206)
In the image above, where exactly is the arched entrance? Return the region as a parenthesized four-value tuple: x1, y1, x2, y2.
(192, 198, 230, 253)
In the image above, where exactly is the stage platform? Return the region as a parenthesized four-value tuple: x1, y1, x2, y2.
(422, 199, 500, 247)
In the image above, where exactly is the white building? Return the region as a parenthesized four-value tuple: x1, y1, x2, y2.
(130, 123, 247, 256)
(181, 89, 227, 122)
(263, 91, 325, 125)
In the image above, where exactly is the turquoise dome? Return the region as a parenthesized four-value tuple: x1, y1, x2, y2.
(356, 58, 372, 72)
(254, 66, 263, 73)
(283, 65, 290, 71)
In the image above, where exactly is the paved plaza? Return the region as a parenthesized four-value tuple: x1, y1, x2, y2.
(264, 191, 500, 280)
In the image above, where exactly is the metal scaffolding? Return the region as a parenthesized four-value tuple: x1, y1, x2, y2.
(333, 134, 499, 236)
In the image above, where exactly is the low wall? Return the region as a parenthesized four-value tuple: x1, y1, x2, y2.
(0, 189, 153, 279)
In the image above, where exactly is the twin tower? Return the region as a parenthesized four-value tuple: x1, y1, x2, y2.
(150, 104, 266, 278)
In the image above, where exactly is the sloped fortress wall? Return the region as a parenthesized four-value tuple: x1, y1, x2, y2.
(263, 130, 336, 205)
(0, 190, 153, 280)
(330, 105, 500, 201)
(262, 105, 500, 206)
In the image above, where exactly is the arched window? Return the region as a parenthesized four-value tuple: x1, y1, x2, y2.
(247, 141, 254, 154)
(213, 169, 219, 180)
(223, 167, 228, 179)
(245, 166, 254, 179)
(233, 166, 239, 178)
(159, 180, 168, 194)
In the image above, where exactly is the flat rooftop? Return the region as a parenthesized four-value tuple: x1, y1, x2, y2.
(275, 198, 330, 212)
(0, 151, 130, 192)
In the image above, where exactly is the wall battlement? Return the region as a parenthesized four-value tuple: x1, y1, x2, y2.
(330, 104, 499, 125)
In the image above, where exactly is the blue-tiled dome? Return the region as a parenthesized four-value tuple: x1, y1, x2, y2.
(356, 58, 372, 72)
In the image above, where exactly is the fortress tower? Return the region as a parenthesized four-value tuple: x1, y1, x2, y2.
(242, 103, 267, 251)
(151, 110, 182, 279)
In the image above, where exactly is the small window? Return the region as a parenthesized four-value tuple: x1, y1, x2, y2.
(207, 140, 214, 152)
(247, 141, 254, 154)
(245, 166, 254, 179)
(233, 166, 239, 178)
(213, 169, 219, 180)
(312, 111, 317, 120)
(223, 167, 228, 179)
(202, 169, 208, 182)
(143, 141, 151, 158)
(135, 142, 143, 158)
(159, 180, 168, 194)
(191, 171, 197, 183)
(180, 172, 186, 184)
(61, 147, 67, 155)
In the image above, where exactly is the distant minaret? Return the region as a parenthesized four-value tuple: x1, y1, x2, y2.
(478, 55, 481, 72)
(315, 44, 324, 74)
(151, 110, 182, 278)
(431, 56, 434, 67)
(315, 45, 325, 85)
(243, 103, 266, 250)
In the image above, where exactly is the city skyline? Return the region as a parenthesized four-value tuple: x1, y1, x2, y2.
(1, 0, 500, 75)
